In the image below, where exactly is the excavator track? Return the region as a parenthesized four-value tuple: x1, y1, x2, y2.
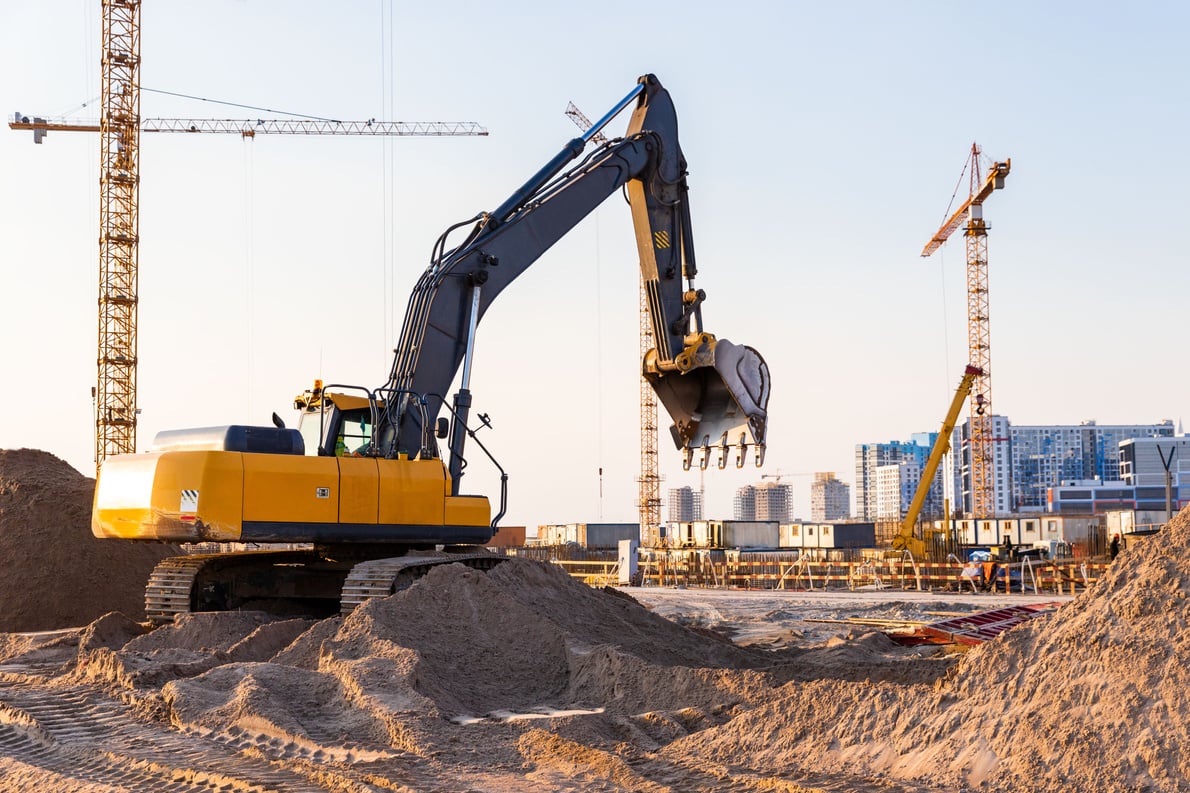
(145, 549, 344, 625)
(145, 548, 507, 623)
(340, 552, 507, 615)
(145, 555, 210, 624)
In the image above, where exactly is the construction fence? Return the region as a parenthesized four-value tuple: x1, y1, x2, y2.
(499, 546, 1111, 595)
(636, 552, 1108, 595)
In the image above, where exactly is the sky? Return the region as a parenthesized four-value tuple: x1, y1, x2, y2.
(2, 1, 1188, 529)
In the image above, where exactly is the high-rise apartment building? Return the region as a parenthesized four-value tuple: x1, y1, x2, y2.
(733, 482, 792, 522)
(854, 438, 938, 521)
(950, 417, 1174, 515)
(949, 414, 1013, 517)
(810, 472, 850, 521)
(874, 458, 943, 521)
(732, 486, 756, 520)
(1119, 435, 1190, 488)
(667, 485, 703, 523)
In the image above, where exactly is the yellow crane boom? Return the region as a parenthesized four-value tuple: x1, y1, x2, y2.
(10, 116, 487, 139)
(893, 365, 983, 557)
(920, 157, 1010, 257)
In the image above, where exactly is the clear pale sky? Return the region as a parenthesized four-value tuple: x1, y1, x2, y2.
(2, 1, 1187, 527)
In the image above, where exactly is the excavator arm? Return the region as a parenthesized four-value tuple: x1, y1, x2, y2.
(382, 74, 769, 486)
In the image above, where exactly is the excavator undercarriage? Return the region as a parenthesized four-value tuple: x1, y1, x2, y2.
(144, 546, 506, 624)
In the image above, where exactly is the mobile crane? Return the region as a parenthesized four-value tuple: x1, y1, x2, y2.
(92, 75, 771, 622)
(892, 365, 982, 559)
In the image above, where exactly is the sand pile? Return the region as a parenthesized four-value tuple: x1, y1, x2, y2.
(151, 560, 778, 761)
(5, 496, 1188, 791)
(667, 505, 1190, 792)
(0, 449, 182, 631)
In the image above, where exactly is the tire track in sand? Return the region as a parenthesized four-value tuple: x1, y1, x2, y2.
(0, 674, 414, 792)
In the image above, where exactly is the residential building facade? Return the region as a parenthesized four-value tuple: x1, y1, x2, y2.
(666, 485, 703, 523)
(855, 437, 943, 522)
(733, 482, 793, 523)
(810, 472, 850, 521)
(947, 417, 1174, 516)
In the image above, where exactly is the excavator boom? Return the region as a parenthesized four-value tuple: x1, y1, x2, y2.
(383, 74, 769, 478)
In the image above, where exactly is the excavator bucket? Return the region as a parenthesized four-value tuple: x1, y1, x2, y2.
(645, 337, 770, 470)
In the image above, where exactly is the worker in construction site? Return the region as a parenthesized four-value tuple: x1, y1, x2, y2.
(1110, 534, 1121, 561)
(960, 561, 982, 593)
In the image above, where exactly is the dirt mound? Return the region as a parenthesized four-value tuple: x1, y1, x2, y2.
(0, 448, 182, 631)
(80, 612, 317, 690)
(142, 558, 783, 772)
(483, 560, 761, 668)
(162, 661, 395, 750)
(260, 559, 772, 724)
(323, 563, 573, 717)
(667, 505, 1190, 792)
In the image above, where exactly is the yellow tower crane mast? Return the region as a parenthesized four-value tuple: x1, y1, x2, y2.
(10, 0, 486, 466)
(921, 143, 1010, 519)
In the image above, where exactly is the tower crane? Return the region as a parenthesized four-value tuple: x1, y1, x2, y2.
(10, 0, 485, 466)
(761, 471, 813, 482)
(921, 143, 1010, 520)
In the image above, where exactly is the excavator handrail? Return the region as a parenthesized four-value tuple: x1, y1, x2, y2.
(424, 393, 509, 529)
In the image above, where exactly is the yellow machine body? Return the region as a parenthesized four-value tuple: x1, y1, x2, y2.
(92, 450, 492, 545)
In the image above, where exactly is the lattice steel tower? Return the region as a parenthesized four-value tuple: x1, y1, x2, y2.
(97, 0, 142, 463)
(637, 281, 662, 546)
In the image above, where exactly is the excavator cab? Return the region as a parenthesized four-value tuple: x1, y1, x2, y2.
(293, 383, 442, 461)
(294, 384, 380, 458)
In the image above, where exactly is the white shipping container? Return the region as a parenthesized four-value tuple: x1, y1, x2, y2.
(536, 522, 639, 548)
(674, 520, 778, 549)
(779, 523, 804, 548)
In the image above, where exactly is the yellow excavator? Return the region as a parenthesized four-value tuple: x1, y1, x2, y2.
(92, 74, 771, 622)
(891, 365, 982, 559)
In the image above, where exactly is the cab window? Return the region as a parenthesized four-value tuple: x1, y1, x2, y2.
(297, 412, 324, 457)
(335, 408, 374, 456)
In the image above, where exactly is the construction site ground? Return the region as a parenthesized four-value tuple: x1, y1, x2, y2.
(626, 587, 1072, 649)
(4, 448, 1190, 792)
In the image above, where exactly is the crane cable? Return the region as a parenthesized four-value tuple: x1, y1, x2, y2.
(595, 211, 604, 520)
(380, 0, 395, 364)
(243, 135, 256, 419)
(141, 87, 342, 123)
(937, 149, 972, 231)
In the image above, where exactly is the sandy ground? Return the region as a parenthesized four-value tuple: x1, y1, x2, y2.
(4, 448, 1190, 792)
(0, 570, 969, 793)
(628, 587, 1071, 648)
